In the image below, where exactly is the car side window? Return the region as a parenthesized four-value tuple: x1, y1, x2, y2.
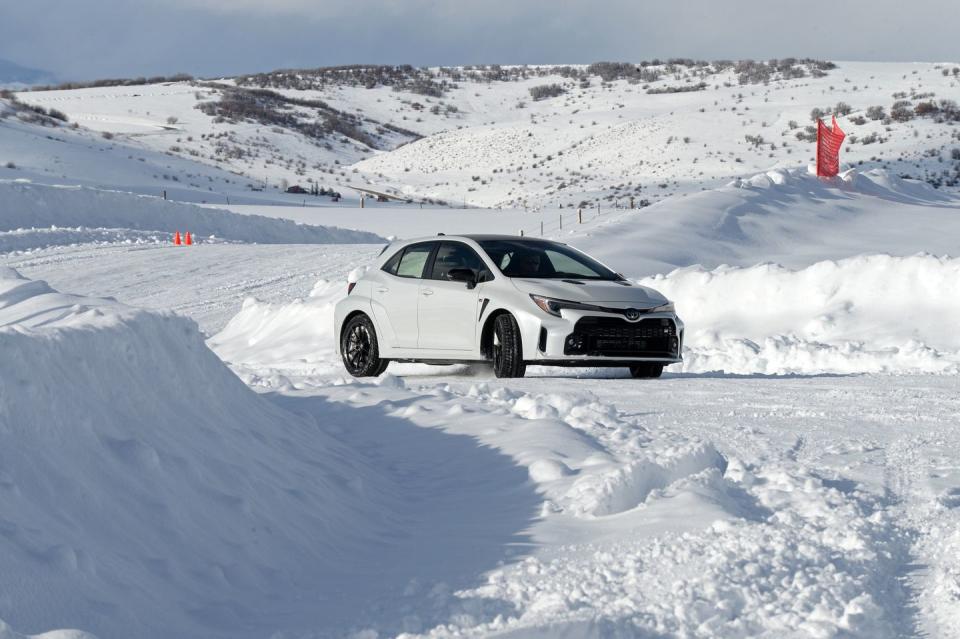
(429, 242, 492, 282)
(394, 243, 435, 279)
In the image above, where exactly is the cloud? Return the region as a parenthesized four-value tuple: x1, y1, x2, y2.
(0, 0, 957, 81)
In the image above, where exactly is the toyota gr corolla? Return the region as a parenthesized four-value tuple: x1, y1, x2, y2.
(334, 235, 683, 378)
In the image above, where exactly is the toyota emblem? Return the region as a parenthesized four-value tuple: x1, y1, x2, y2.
(625, 308, 640, 321)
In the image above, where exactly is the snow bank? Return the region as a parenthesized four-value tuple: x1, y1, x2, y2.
(0, 268, 392, 638)
(640, 253, 960, 375)
(0, 226, 198, 254)
(0, 180, 384, 246)
(575, 167, 960, 275)
(208, 279, 344, 376)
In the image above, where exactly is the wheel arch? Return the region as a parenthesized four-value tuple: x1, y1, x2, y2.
(480, 308, 513, 360)
(340, 309, 373, 343)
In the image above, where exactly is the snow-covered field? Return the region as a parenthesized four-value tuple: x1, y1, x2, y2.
(2, 60, 960, 638)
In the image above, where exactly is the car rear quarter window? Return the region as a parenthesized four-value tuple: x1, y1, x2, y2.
(381, 250, 403, 275)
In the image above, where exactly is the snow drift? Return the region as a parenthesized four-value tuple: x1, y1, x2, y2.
(0, 268, 396, 638)
(642, 253, 960, 375)
(575, 168, 960, 275)
(209, 279, 345, 377)
(0, 180, 383, 248)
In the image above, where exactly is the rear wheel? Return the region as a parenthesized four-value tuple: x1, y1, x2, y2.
(629, 363, 664, 379)
(341, 314, 388, 377)
(492, 314, 526, 378)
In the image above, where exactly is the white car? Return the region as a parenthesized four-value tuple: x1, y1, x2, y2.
(334, 235, 683, 378)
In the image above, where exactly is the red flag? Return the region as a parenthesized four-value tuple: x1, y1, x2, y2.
(816, 116, 846, 177)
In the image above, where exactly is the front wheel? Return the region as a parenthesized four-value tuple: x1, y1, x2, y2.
(341, 314, 389, 377)
(492, 314, 526, 378)
(629, 363, 664, 379)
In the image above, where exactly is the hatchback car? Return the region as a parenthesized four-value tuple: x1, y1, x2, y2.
(335, 235, 683, 378)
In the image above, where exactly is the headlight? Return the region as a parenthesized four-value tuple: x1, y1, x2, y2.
(530, 294, 676, 317)
(529, 294, 600, 317)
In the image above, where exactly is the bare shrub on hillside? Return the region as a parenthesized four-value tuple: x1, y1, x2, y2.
(890, 101, 914, 122)
(647, 82, 707, 95)
(196, 85, 383, 148)
(529, 84, 566, 101)
(795, 126, 817, 142)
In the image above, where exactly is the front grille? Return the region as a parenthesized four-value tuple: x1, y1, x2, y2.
(565, 317, 678, 357)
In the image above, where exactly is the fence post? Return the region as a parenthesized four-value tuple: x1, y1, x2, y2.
(559, 213, 562, 230)
(540, 220, 544, 236)
(578, 208, 582, 224)
(520, 229, 524, 237)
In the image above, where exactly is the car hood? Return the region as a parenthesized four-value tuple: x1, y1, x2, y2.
(508, 278, 669, 307)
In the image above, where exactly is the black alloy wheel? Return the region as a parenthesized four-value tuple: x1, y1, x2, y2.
(341, 314, 388, 377)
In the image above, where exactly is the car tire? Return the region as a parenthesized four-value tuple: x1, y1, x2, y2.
(492, 313, 526, 378)
(629, 363, 664, 379)
(341, 314, 388, 377)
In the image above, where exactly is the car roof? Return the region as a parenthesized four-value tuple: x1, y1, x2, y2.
(398, 234, 559, 244)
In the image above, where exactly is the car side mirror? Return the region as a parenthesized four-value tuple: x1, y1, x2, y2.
(447, 268, 477, 289)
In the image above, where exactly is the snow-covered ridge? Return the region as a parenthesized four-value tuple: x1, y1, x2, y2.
(573, 167, 960, 275)
(642, 253, 960, 375)
(0, 268, 398, 638)
(0, 180, 384, 248)
(0, 619, 95, 639)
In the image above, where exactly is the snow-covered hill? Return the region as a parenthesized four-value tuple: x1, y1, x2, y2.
(566, 166, 960, 274)
(11, 60, 960, 210)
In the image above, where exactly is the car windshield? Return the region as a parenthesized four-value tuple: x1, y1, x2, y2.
(477, 239, 621, 280)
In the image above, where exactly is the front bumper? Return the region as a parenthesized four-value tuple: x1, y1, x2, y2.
(522, 309, 684, 364)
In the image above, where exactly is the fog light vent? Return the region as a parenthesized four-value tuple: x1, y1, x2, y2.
(565, 334, 585, 353)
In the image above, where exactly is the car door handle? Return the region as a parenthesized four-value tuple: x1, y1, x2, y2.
(421, 289, 434, 296)
(377, 287, 389, 293)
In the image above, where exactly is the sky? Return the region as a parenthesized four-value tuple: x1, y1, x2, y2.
(1, 0, 957, 81)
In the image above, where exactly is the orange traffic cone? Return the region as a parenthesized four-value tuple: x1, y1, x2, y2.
(185, 231, 193, 246)
(174, 230, 181, 246)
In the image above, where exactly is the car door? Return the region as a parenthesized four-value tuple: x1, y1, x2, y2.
(371, 242, 437, 349)
(418, 241, 491, 351)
